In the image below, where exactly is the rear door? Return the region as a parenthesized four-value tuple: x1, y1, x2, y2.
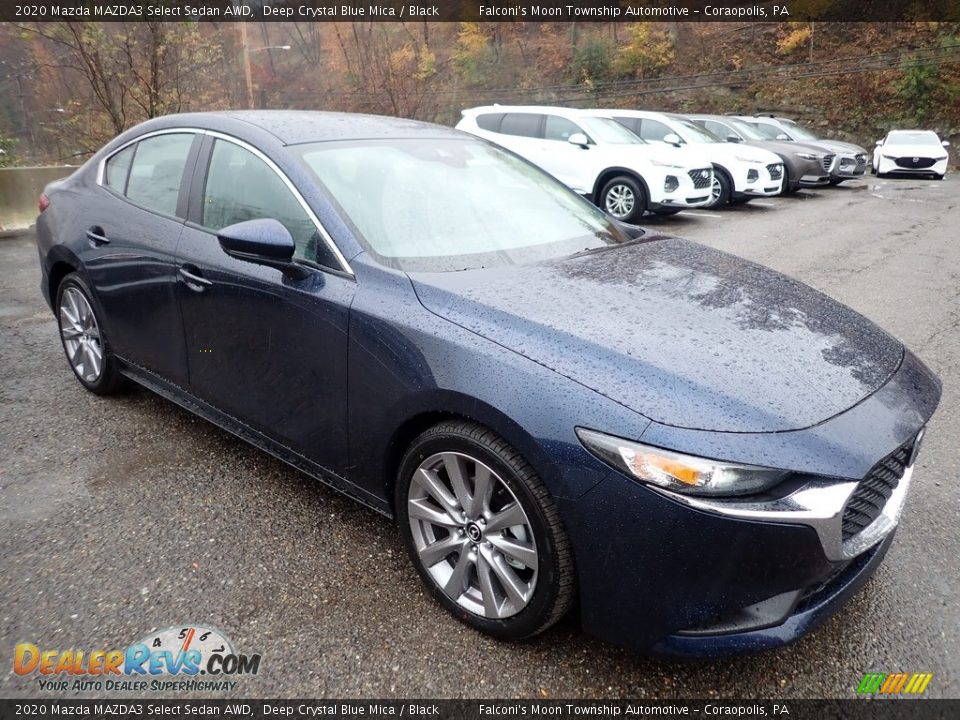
(539, 114, 594, 192)
(174, 134, 355, 474)
(85, 130, 201, 386)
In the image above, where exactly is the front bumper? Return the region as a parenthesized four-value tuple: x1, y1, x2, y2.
(734, 163, 784, 198)
(877, 156, 948, 177)
(648, 167, 714, 209)
(792, 157, 831, 186)
(831, 152, 868, 179)
(558, 350, 938, 657)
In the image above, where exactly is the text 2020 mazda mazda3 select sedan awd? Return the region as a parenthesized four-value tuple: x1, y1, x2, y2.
(35, 112, 940, 657)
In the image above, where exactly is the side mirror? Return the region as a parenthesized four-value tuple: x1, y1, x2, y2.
(567, 133, 590, 148)
(662, 133, 683, 146)
(726, 134, 742, 143)
(875, 140, 883, 146)
(942, 140, 951, 147)
(218, 218, 296, 267)
(776, 133, 791, 141)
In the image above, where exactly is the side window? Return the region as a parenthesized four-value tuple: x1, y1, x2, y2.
(125, 133, 194, 217)
(476, 113, 504, 132)
(499, 113, 543, 138)
(203, 139, 332, 267)
(104, 144, 135, 193)
(705, 120, 734, 139)
(638, 119, 673, 142)
(544, 115, 585, 142)
(612, 117, 640, 135)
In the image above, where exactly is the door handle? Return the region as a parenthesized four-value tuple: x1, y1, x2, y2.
(179, 265, 213, 290)
(86, 226, 109, 246)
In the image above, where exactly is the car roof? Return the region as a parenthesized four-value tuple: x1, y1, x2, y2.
(462, 105, 588, 118)
(126, 110, 464, 146)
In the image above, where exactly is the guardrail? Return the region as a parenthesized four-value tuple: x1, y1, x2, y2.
(0, 166, 75, 237)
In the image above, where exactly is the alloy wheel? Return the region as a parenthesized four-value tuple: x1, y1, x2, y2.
(407, 451, 539, 619)
(59, 286, 104, 383)
(604, 184, 635, 218)
(710, 176, 722, 204)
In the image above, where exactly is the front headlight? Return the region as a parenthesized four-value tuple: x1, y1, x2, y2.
(650, 159, 685, 169)
(734, 155, 764, 164)
(576, 428, 790, 497)
(882, 154, 898, 160)
(794, 152, 820, 161)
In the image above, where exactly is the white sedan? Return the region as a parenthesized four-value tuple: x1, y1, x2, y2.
(872, 130, 950, 179)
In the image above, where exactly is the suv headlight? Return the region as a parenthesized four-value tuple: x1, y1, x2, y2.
(650, 159, 685, 169)
(794, 152, 820, 161)
(576, 428, 789, 497)
(734, 155, 764, 164)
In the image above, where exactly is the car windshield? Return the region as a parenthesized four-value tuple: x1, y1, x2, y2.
(297, 138, 628, 272)
(780, 120, 820, 141)
(580, 117, 646, 144)
(674, 119, 722, 144)
(887, 131, 941, 146)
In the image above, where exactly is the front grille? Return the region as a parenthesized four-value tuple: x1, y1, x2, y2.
(895, 156, 936, 169)
(855, 154, 867, 172)
(766, 163, 783, 180)
(688, 168, 712, 189)
(841, 439, 913, 542)
(821, 154, 836, 172)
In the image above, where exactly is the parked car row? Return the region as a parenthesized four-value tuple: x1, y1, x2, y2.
(457, 106, 946, 222)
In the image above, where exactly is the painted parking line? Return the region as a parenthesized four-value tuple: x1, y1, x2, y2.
(678, 211, 725, 218)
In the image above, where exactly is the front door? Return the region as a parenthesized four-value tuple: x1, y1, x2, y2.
(175, 136, 355, 474)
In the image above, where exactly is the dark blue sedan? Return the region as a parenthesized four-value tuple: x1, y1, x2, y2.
(35, 111, 940, 656)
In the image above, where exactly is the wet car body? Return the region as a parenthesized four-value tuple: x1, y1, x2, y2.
(35, 112, 940, 656)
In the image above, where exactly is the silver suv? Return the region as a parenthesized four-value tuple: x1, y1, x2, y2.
(738, 115, 869, 185)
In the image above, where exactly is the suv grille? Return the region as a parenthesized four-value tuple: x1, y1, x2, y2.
(855, 154, 867, 172)
(766, 163, 783, 180)
(841, 439, 914, 542)
(896, 156, 936, 169)
(688, 168, 712, 189)
(821, 154, 836, 172)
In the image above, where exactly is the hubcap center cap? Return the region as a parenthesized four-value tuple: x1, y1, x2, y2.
(465, 523, 483, 542)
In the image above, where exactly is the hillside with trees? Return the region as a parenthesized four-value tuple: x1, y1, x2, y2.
(1, 20, 958, 165)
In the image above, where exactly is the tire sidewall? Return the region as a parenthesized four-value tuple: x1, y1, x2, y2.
(395, 428, 563, 641)
(707, 168, 732, 208)
(600, 175, 646, 224)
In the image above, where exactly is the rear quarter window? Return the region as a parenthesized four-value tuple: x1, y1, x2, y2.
(476, 113, 504, 132)
(123, 133, 194, 217)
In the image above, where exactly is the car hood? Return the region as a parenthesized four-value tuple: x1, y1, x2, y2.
(746, 139, 828, 159)
(694, 141, 781, 167)
(628, 143, 712, 169)
(809, 138, 868, 156)
(410, 237, 903, 433)
(877, 142, 948, 159)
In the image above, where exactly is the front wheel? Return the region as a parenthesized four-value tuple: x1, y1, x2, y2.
(56, 273, 126, 394)
(706, 168, 732, 208)
(396, 420, 575, 641)
(600, 175, 646, 223)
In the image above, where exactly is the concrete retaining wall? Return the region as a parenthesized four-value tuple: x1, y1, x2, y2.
(0, 166, 76, 236)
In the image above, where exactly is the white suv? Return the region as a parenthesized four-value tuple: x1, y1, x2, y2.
(457, 106, 714, 223)
(593, 110, 785, 207)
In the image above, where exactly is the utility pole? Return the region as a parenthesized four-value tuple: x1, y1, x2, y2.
(240, 22, 255, 110)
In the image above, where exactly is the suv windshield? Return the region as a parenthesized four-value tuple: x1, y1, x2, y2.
(725, 118, 767, 141)
(297, 138, 627, 272)
(674, 119, 722, 144)
(581, 117, 645, 144)
(779, 120, 820, 141)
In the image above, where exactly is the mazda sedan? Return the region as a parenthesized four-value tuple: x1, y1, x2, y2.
(36, 112, 940, 656)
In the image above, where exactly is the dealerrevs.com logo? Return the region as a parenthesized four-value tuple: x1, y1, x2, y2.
(14, 625, 261, 693)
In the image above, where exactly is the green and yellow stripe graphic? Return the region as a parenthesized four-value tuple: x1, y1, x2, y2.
(857, 672, 933, 695)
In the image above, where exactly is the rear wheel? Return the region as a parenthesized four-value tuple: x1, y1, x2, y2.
(56, 273, 125, 395)
(396, 420, 575, 640)
(600, 175, 646, 223)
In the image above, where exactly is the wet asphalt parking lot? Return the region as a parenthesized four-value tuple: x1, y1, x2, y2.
(1, 174, 958, 699)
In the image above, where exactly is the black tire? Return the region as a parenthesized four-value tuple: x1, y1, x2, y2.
(599, 175, 647, 223)
(55, 273, 126, 395)
(706, 167, 732, 208)
(395, 420, 575, 641)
